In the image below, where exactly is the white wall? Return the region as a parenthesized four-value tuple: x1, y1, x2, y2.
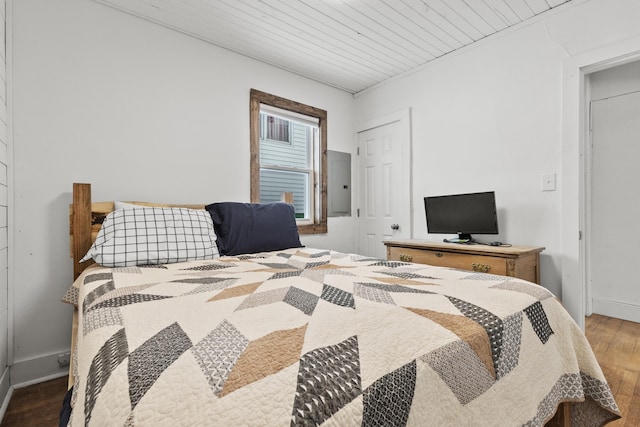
(590, 60, 640, 100)
(354, 0, 640, 303)
(355, 18, 566, 295)
(0, 0, 9, 406)
(10, 0, 354, 382)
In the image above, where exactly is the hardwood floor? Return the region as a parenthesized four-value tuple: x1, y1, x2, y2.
(0, 375, 67, 427)
(0, 314, 638, 426)
(585, 314, 640, 426)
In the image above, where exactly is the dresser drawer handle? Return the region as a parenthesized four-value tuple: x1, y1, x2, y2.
(472, 263, 491, 273)
(435, 252, 443, 257)
(399, 254, 413, 262)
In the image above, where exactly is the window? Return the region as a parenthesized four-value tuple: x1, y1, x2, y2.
(250, 89, 327, 234)
(261, 114, 291, 144)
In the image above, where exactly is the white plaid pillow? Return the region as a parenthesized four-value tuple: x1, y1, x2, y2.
(81, 207, 219, 267)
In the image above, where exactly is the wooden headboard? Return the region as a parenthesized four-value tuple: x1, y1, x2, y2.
(69, 183, 205, 280)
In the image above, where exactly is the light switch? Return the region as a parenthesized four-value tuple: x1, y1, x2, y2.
(542, 173, 556, 191)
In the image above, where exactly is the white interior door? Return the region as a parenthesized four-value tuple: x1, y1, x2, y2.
(357, 119, 410, 258)
(590, 91, 640, 322)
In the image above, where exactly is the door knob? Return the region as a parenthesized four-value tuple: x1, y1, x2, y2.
(391, 224, 399, 230)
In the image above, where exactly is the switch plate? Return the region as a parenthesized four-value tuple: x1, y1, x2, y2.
(542, 173, 556, 191)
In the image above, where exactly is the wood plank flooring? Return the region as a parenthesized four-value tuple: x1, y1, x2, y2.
(0, 314, 638, 426)
(0, 375, 67, 427)
(584, 314, 640, 426)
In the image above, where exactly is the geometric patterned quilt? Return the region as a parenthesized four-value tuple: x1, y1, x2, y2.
(62, 248, 621, 426)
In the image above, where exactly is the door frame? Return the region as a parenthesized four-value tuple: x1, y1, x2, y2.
(562, 36, 640, 330)
(355, 109, 412, 255)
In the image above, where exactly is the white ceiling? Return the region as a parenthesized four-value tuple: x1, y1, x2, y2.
(94, 0, 574, 94)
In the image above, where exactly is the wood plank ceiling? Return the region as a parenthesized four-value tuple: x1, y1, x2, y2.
(94, 0, 573, 94)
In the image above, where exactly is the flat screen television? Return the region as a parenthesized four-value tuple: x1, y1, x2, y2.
(424, 191, 498, 243)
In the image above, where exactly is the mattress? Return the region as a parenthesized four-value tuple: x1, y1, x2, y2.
(63, 247, 620, 426)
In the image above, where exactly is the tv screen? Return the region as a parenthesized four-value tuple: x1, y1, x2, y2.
(424, 191, 498, 242)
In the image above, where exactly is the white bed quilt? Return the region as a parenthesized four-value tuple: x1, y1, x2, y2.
(63, 248, 620, 426)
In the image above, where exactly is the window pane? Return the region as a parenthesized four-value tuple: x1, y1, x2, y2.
(260, 116, 310, 170)
(259, 168, 308, 219)
(266, 116, 290, 143)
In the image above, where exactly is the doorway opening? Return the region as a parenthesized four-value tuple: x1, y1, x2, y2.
(561, 39, 640, 330)
(583, 59, 640, 324)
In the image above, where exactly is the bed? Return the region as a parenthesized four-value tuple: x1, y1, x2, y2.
(62, 183, 620, 426)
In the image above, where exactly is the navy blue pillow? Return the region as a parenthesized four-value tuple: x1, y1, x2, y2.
(205, 202, 303, 256)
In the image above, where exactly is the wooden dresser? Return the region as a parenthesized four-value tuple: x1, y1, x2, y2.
(384, 239, 545, 284)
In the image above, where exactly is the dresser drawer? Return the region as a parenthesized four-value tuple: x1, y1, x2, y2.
(385, 240, 544, 284)
(387, 246, 507, 275)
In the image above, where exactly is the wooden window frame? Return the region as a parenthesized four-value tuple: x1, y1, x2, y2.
(250, 89, 327, 234)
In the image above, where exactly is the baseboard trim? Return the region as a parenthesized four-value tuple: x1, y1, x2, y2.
(0, 367, 68, 422)
(10, 352, 70, 387)
(592, 298, 640, 323)
(0, 353, 70, 422)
